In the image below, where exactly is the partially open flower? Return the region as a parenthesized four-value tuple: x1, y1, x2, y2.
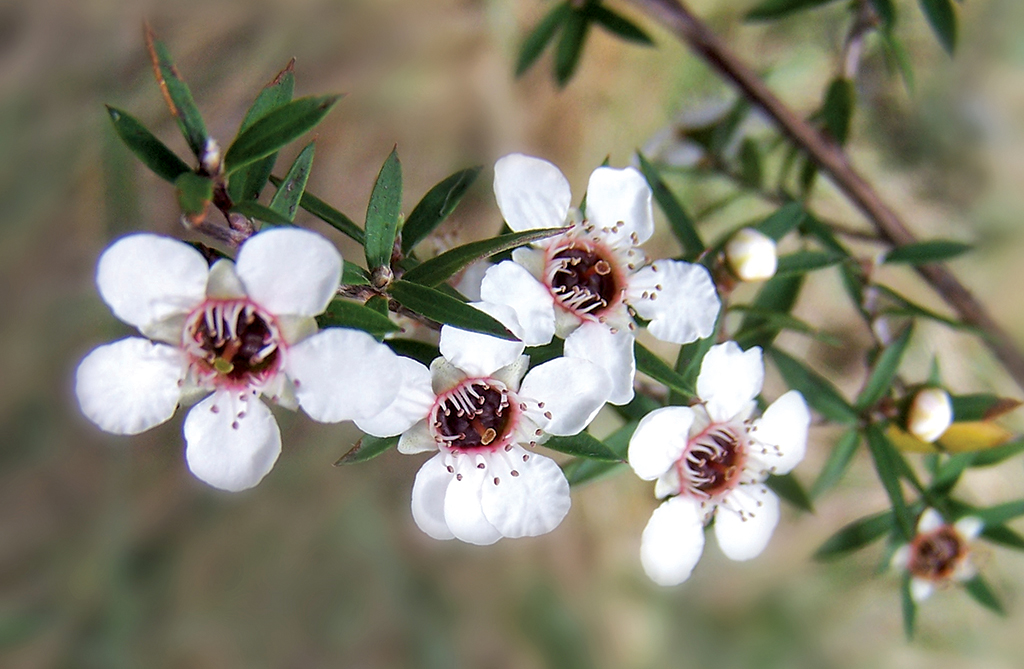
(907, 387, 953, 443)
(892, 508, 983, 602)
(627, 341, 809, 586)
(725, 227, 777, 282)
(76, 228, 407, 491)
(486, 154, 721, 405)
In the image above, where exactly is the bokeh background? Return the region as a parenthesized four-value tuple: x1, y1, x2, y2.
(4, 0, 1024, 666)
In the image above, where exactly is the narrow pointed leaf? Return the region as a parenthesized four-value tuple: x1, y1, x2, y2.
(814, 510, 893, 559)
(544, 432, 623, 462)
(637, 152, 704, 258)
(364, 147, 403, 270)
(756, 202, 806, 241)
(516, 2, 571, 77)
(229, 60, 296, 203)
(316, 299, 400, 338)
(335, 435, 398, 465)
(775, 250, 844, 276)
(969, 438, 1024, 467)
(746, 0, 843, 21)
(401, 166, 482, 253)
(402, 227, 566, 287)
(738, 138, 763, 188)
(981, 524, 1024, 551)
(811, 429, 861, 498)
(230, 201, 293, 226)
(964, 576, 1005, 616)
(389, 280, 517, 340)
(563, 458, 627, 487)
(735, 274, 804, 350)
(586, 5, 653, 45)
(883, 239, 971, 264)
(106, 106, 191, 183)
(277, 180, 365, 244)
(769, 348, 858, 423)
(223, 95, 340, 175)
(671, 333, 716, 405)
(870, 0, 896, 29)
(822, 78, 855, 145)
(767, 473, 814, 512)
(554, 8, 589, 87)
(524, 339, 565, 367)
(901, 572, 917, 640)
(385, 338, 440, 366)
(342, 262, 370, 286)
(973, 500, 1024, 527)
(865, 425, 914, 539)
(950, 394, 1022, 422)
(174, 172, 213, 216)
(268, 142, 315, 222)
(728, 306, 842, 346)
(635, 342, 697, 400)
(856, 323, 914, 410)
(144, 24, 208, 160)
(918, 0, 957, 54)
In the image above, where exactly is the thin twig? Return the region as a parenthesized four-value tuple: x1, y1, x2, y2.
(625, 0, 1024, 391)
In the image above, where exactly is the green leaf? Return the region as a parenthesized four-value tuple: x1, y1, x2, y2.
(746, 0, 843, 21)
(174, 172, 213, 216)
(144, 25, 208, 160)
(602, 420, 639, 459)
(811, 429, 861, 498)
(728, 307, 841, 347)
(402, 227, 566, 287)
(554, 8, 589, 87)
(586, 5, 653, 45)
(671, 333, 716, 404)
(870, 0, 896, 29)
(872, 285, 979, 334)
(389, 280, 517, 340)
(229, 60, 296, 203)
(637, 153, 704, 259)
(856, 323, 914, 410)
(950, 394, 1022, 422)
(230, 201, 293, 226)
(384, 338, 440, 366)
(738, 138, 763, 189)
(883, 239, 971, 264)
(544, 432, 623, 462)
(635, 342, 697, 400)
(865, 425, 914, 539)
(929, 452, 973, 495)
(918, 0, 957, 54)
(822, 78, 855, 145)
(223, 95, 341, 175)
(525, 339, 565, 367)
(516, 2, 571, 77)
(613, 394, 663, 424)
(335, 434, 398, 465)
(734, 274, 804, 350)
(280, 180, 365, 244)
(268, 142, 315, 222)
(981, 524, 1024, 550)
(969, 438, 1024, 467)
(880, 31, 916, 94)
(901, 572, 917, 640)
(964, 575, 1006, 616)
(105, 106, 191, 183)
(774, 250, 844, 276)
(769, 348, 859, 423)
(563, 458, 627, 487)
(767, 473, 814, 512)
(364, 147, 403, 270)
(342, 261, 370, 286)
(756, 202, 806, 241)
(814, 510, 893, 559)
(401, 166, 482, 253)
(316, 299, 400, 338)
(973, 500, 1024, 527)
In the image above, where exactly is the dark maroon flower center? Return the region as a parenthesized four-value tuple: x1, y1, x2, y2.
(679, 424, 746, 498)
(548, 243, 619, 316)
(909, 527, 966, 580)
(432, 381, 515, 452)
(187, 301, 280, 383)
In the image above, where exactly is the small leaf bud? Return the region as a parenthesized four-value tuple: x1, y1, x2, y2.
(725, 227, 777, 282)
(907, 387, 953, 443)
(201, 137, 222, 175)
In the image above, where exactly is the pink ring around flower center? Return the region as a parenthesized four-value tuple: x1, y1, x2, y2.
(675, 421, 749, 500)
(429, 378, 521, 455)
(182, 298, 285, 390)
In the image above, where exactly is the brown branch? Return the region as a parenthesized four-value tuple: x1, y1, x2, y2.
(625, 0, 1024, 392)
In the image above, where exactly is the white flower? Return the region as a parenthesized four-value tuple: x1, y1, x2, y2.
(627, 341, 810, 585)
(485, 153, 721, 405)
(363, 320, 611, 545)
(907, 387, 953, 443)
(75, 228, 408, 492)
(891, 508, 983, 602)
(725, 227, 777, 282)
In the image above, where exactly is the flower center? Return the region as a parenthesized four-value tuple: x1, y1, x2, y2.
(678, 423, 747, 498)
(184, 300, 282, 386)
(546, 240, 620, 317)
(431, 380, 517, 453)
(909, 527, 967, 581)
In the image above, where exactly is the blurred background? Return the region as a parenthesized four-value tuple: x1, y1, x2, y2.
(4, 0, 1024, 666)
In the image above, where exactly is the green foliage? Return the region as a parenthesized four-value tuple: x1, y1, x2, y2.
(774, 251, 844, 276)
(516, 2, 572, 77)
(636, 153, 705, 259)
(822, 78, 855, 145)
(814, 510, 893, 559)
(144, 25, 208, 160)
(364, 147, 404, 271)
(811, 429, 861, 498)
(384, 338, 440, 367)
(865, 425, 914, 540)
(230, 201, 293, 226)
(317, 299, 402, 338)
(767, 473, 814, 512)
(281, 180, 365, 244)
(335, 435, 399, 465)
(174, 172, 213, 216)
(587, 5, 652, 45)
(401, 166, 482, 253)
(734, 274, 804, 350)
(918, 0, 958, 54)
(964, 576, 1006, 616)
(635, 342, 697, 400)
(746, 0, 844, 22)
(555, 7, 590, 86)
(769, 348, 859, 424)
(544, 431, 623, 462)
(756, 202, 806, 241)
(269, 142, 316, 222)
(883, 240, 972, 264)
(223, 95, 340, 175)
(105, 106, 190, 183)
(229, 60, 296, 203)
(389, 280, 518, 340)
(855, 324, 914, 411)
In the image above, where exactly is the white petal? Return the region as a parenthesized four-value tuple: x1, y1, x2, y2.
(696, 342, 764, 423)
(563, 321, 636, 405)
(891, 544, 912, 571)
(626, 260, 720, 345)
(438, 302, 525, 378)
(75, 338, 186, 435)
(714, 484, 780, 561)
(640, 496, 706, 586)
(96, 234, 208, 332)
(205, 259, 247, 299)
(511, 246, 546, 278)
(354, 356, 435, 437)
(398, 419, 438, 455)
(654, 468, 682, 499)
(183, 392, 281, 492)
(628, 406, 695, 481)
(954, 516, 984, 541)
(491, 355, 530, 392)
(519, 357, 610, 436)
(480, 261, 556, 346)
(286, 329, 403, 423)
(411, 453, 455, 540)
(430, 356, 468, 395)
(493, 153, 572, 232)
(481, 447, 571, 538)
(917, 508, 945, 534)
(750, 391, 810, 475)
(444, 461, 502, 545)
(585, 166, 655, 248)
(910, 578, 935, 602)
(235, 227, 341, 317)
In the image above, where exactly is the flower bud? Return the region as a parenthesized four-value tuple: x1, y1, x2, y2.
(907, 387, 953, 443)
(201, 137, 222, 175)
(725, 228, 777, 282)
